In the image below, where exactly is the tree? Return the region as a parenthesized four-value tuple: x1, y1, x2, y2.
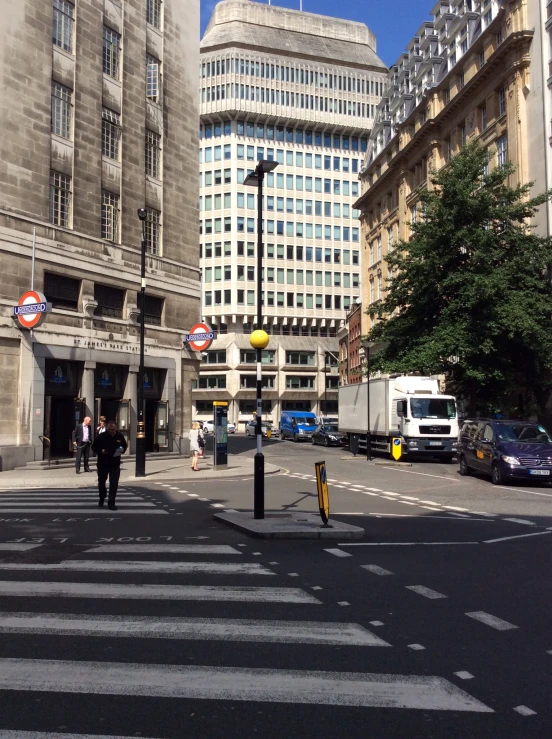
(367, 141, 552, 416)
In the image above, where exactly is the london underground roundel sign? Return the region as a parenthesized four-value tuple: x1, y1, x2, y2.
(185, 322, 216, 352)
(13, 290, 51, 330)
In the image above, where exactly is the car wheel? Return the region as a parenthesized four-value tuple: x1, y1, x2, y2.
(492, 462, 505, 485)
(459, 455, 471, 476)
(293, 433, 298, 443)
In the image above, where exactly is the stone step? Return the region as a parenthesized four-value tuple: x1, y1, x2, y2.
(15, 451, 184, 471)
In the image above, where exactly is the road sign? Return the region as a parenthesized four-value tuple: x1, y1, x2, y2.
(185, 322, 216, 352)
(391, 437, 402, 461)
(13, 290, 51, 330)
(315, 460, 330, 525)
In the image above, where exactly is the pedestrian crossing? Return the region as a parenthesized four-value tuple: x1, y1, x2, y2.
(0, 541, 494, 736)
(0, 487, 167, 515)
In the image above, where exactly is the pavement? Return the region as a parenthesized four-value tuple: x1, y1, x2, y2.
(0, 434, 550, 737)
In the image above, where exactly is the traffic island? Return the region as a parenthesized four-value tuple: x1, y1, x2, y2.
(213, 511, 364, 539)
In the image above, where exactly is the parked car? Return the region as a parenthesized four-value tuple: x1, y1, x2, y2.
(280, 410, 317, 441)
(245, 421, 279, 438)
(317, 416, 339, 427)
(227, 422, 236, 433)
(193, 419, 213, 434)
(311, 424, 347, 447)
(458, 418, 552, 485)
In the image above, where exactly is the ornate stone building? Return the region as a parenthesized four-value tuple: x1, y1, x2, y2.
(0, 0, 200, 469)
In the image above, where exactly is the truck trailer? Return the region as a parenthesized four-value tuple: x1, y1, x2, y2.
(338, 376, 459, 461)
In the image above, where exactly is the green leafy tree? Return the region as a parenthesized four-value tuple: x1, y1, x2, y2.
(367, 141, 552, 416)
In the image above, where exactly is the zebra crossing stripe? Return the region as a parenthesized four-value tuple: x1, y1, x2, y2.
(84, 544, 242, 554)
(0, 509, 168, 514)
(0, 544, 41, 552)
(0, 613, 390, 646)
(0, 581, 320, 603)
(0, 561, 275, 575)
(0, 659, 493, 711)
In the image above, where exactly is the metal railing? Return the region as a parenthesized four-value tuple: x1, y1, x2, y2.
(39, 435, 51, 466)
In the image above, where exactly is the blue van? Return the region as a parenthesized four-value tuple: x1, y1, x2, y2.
(280, 411, 317, 442)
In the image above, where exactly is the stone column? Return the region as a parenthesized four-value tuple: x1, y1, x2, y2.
(126, 364, 139, 455)
(82, 361, 96, 422)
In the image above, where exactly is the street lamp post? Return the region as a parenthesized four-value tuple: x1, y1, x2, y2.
(245, 160, 278, 519)
(136, 208, 148, 477)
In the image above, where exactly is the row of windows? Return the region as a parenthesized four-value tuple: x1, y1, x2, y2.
(201, 217, 359, 241)
(204, 290, 352, 311)
(204, 266, 359, 289)
(201, 194, 359, 220)
(201, 144, 362, 174)
(201, 242, 360, 265)
(51, 82, 162, 177)
(42, 272, 163, 324)
(194, 400, 339, 414)
(48, 171, 161, 252)
(200, 169, 360, 198)
(200, 121, 369, 152)
(201, 57, 383, 97)
(53, 0, 161, 56)
(207, 323, 339, 339)
(193, 374, 336, 390)
(201, 84, 373, 118)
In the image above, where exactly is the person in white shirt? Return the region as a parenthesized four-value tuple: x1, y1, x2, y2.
(72, 416, 94, 474)
(96, 416, 107, 435)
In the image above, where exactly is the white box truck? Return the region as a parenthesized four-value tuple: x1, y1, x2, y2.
(338, 376, 459, 461)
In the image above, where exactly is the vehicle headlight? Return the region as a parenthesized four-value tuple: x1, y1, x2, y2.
(502, 455, 520, 466)
(298, 429, 304, 434)
(408, 440, 418, 446)
(329, 435, 337, 440)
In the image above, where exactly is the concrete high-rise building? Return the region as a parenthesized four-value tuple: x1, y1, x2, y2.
(197, 0, 387, 428)
(0, 0, 200, 470)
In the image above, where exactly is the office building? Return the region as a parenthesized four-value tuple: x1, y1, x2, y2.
(197, 0, 387, 426)
(0, 0, 200, 470)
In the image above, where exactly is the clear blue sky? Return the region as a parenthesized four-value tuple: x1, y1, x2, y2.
(200, 0, 431, 68)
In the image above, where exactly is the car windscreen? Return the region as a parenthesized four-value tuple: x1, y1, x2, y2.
(496, 424, 552, 443)
(323, 426, 338, 433)
(410, 398, 456, 419)
(293, 416, 316, 426)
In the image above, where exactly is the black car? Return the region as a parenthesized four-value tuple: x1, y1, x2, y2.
(311, 424, 347, 447)
(458, 418, 552, 485)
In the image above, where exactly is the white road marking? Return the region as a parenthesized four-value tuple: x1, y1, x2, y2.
(210, 504, 226, 508)
(198, 497, 210, 502)
(361, 565, 394, 576)
(0, 561, 274, 576)
(380, 467, 462, 482)
(454, 672, 474, 680)
(0, 544, 41, 551)
(333, 512, 363, 515)
(421, 506, 442, 511)
(400, 496, 419, 501)
(351, 485, 365, 488)
(324, 548, 352, 557)
(447, 512, 471, 518)
(1, 508, 169, 516)
(443, 506, 469, 512)
(503, 518, 535, 526)
(465, 611, 518, 631)
(0, 581, 319, 603)
(484, 531, 552, 544)
(408, 644, 426, 651)
(269, 561, 279, 565)
(169, 487, 179, 490)
(380, 492, 399, 496)
(364, 488, 382, 492)
(0, 612, 390, 646)
(252, 552, 261, 556)
(187, 494, 199, 497)
(84, 544, 241, 554)
(494, 485, 552, 498)
(406, 585, 447, 600)
(332, 485, 345, 489)
(337, 601, 350, 606)
(0, 733, 159, 739)
(0, 659, 493, 711)
(340, 542, 479, 546)
(365, 513, 491, 521)
(288, 572, 299, 577)
(311, 586, 322, 591)
(370, 621, 384, 626)
(513, 705, 537, 716)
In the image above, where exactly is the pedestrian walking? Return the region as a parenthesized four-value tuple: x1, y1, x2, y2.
(189, 421, 204, 471)
(72, 416, 94, 474)
(91, 420, 127, 510)
(96, 416, 107, 435)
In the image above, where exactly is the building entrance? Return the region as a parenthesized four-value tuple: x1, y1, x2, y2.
(145, 399, 169, 452)
(43, 359, 82, 460)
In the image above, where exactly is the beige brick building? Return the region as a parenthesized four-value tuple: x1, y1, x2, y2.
(355, 0, 534, 336)
(0, 0, 200, 469)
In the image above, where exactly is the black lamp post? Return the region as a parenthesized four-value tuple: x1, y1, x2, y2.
(136, 208, 148, 477)
(244, 159, 278, 519)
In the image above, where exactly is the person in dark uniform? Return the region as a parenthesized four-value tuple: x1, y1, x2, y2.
(91, 420, 127, 510)
(72, 416, 94, 474)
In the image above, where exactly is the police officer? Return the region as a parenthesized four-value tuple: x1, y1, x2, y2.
(91, 420, 127, 510)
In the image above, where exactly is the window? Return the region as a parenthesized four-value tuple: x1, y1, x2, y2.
(240, 375, 275, 389)
(286, 351, 315, 365)
(101, 191, 120, 242)
(286, 376, 315, 389)
(497, 135, 507, 167)
(44, 272, 79, 310)
(51, 82, 72, 139)
(145, 208, 161, 254)
(49, 172, 71, 227)
(138, 294, 164, 325)
(103, 27, 121, 79)
(240, 350, 275, 364)
(147, 0, 162, 28)
(146, 54, 160, 102)
(102, 109, 120, 160)
(145, 130, 161, 178)
(94, 284, 125, 319)
(481, 105, 487, 130)
(499, 87, 506, 116)
(203, 350, 226, 364)
(192, 375, 227, 390)
(52, 0, 74, 52)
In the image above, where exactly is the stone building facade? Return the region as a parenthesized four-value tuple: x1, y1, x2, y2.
(355, 0, 534, 336)
(196, 0, 387, 426)
(0, 0, 200, 469)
